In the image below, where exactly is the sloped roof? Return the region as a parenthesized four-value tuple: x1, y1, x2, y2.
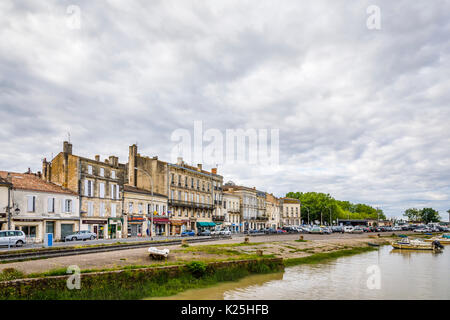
(0, 171, 77, 195)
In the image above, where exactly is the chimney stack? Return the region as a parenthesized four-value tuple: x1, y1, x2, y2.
(177, 157, 183, 165)
(95, 155, 100, 162)
(129, 144, 138, 187)
(211, 168, 217, 175)
(63, 141, 72, 155)
(197, 164, 202, 171)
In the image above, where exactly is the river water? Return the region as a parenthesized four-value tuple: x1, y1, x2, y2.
(158, 245, 449, 300)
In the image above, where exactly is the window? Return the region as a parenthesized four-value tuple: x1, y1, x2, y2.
(111, 203, 117, 218)
(64, 199, 73, 213)
(128, 202, 133, 213)
(138, 203, 143, 214)
(27, 195, 36, 212)
(99, 183, 105, 198)
(100, 202, 105, 217)
(178, 191, 181, 200)
(47, 197, 55, 213)
(111, 170, 116, 179)
(100, 168, 105, 177)
(87, 202, 94, 217)
(88, 165, 93, 175)
(85, 180, 94, 197)
(162, 205, 166, 214)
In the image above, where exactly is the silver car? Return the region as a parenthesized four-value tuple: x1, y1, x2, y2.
(0, 230, 27, 247)
(65, 230, 97, 241)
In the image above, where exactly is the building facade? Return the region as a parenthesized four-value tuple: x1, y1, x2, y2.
(280, 197, 301, 226)
(128, 145, 223, 235)
(265, 193, 281, 229)
(223, 192, 241, 233)
(123, 186, 168, 237)
(42, 141, 126, 239)
(0, 171, 79, 242)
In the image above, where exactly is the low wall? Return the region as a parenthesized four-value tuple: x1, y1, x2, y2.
(0, 258, 283, 299)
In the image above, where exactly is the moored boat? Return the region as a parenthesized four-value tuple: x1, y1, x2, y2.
(424, 234, 450, 245)
(391, 237, 444, 251)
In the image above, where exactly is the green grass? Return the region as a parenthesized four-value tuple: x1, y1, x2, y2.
(284, 246, 377, 267)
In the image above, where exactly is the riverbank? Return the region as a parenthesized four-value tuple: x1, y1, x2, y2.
(0, 234, 391, 299)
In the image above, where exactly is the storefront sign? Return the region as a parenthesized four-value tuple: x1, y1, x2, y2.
(153, 217, 169, 223)
(128, 216, 146, 222)
(82, 220, 107, 225)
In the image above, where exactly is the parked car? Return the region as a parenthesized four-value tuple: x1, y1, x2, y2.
(331, 226, 344, 233)
(197, 230, 211, 236)
(413, 228, 427, 233)
(322, 227, 332, 234)
(392, 226, 402, 231)
(219, 229, 231, 236)
(65, 230, 97, 241)
(350, 227, 364, 234)
(276, 228, 287, 233)
(282, 226, 298, 233)
(344, 226, 354, 233)
(181, 230, 195, 237)
(264, 228, 277, 234)
(309, 226, 323, 234)
(0, 230, 26, 247)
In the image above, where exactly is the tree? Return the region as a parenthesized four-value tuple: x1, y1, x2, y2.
(403, 208, 421, 222)
(420, 208, 441, 224)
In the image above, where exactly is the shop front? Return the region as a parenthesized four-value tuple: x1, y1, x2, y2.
(128, 216, 146, 237)
(82, 219, 108, 239)
(152, 217, 169, 236)
(196, 221, 216, 232)
(108, 217, 123, 239)
(169, 220, 189, 235)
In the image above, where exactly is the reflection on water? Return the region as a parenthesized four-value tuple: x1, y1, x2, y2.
(150, 272, 283, 300)
(158, 246, 449, 300)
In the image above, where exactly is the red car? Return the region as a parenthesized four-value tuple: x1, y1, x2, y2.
(276, 228, 287, 233)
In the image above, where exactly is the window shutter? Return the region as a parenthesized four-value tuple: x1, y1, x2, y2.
(100, 183, 105, 198)
(116, 185, 119, 200)
(84, 180, 89, 196)
(61, 199, 64, 213)
(72, 199, 75, 213)
(27, 196, 33, 212)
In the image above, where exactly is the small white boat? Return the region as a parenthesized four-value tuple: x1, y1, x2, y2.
(148, 247, 170, 259)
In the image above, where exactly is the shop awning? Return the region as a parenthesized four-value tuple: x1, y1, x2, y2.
(197, 222, 216, 227)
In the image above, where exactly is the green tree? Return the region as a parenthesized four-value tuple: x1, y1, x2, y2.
(403, 208, 421, 222)
(420, 208, 441, 224)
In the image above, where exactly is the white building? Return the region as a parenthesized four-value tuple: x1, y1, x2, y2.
(223, 192, 241, 233)
(0, 171, 79, 242)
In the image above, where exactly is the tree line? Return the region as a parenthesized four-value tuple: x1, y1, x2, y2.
(285, 191, 386, 224)
(403, 208, 444, 224)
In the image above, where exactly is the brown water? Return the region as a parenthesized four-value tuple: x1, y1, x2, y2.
(155, 245, 450, 300)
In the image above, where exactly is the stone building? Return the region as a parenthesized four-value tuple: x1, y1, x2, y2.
(128, 144, 223, 235)
(223, 182, 267, 232)
(280, 197, 301, 226)
(0, 170, 79, 242)
(223, 192, 241, 233)
(265, 193, 281, 229)
(123, 185, 168, 237)
(42, 141, 126, 239)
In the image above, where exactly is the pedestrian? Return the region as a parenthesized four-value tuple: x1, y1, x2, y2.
(147, 228, 150, 237)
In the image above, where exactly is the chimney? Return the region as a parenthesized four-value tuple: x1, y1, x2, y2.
(211, 168, 217, 175)
(37, 171, 42, 178)
(27, 168, 31, 174)
(197, 164, 202, 171)
(6, 172, 12, 184)
(109, 156, 116, 166)
(177, 157, 183, 165)
(104, 159, 109, 164)
(63, 141, 72, 155)
(129, 144, 138, 187)
(95, 155, 100, 162)
(42, 158, 47, 180)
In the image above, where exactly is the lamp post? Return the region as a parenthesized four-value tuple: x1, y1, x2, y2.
(134, 167, 154, 240)
(304, 206, 310, 225)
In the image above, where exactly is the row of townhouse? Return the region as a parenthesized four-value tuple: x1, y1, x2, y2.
(0, 141, 301, 241)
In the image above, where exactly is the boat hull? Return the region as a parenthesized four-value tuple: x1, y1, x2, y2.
(391, 242, 435, 250)
(424, 238, 450, 244)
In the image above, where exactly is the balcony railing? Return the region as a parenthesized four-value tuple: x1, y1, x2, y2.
(212, 215, 225, 222)
(168, 199, 214, 210)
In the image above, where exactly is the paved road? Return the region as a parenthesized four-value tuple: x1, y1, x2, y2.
(0, 231, 415, 252)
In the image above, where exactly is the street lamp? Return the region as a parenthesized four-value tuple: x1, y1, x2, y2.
(134, 167, 154, 240)
(304, 206, 310, 225)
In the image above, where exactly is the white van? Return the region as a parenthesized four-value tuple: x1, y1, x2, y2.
(0, 230, 27, 247)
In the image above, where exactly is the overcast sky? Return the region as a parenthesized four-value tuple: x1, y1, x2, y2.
(1, 0, 449, 220)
